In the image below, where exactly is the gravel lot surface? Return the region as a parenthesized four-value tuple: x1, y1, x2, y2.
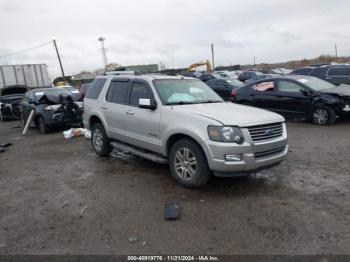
(0, 120, 349, 255)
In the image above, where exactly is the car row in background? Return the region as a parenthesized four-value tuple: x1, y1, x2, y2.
(289, 63, 350, 86)
(232, 75, 350, 125)
(206, 79, 244, 100)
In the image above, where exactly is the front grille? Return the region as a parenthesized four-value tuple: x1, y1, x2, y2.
(247, 122, 283, 142)
(255, 147, 285, 159)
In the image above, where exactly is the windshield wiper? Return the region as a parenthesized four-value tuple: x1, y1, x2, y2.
(165, 101, 196, 105)
(195, 100, 223, 104)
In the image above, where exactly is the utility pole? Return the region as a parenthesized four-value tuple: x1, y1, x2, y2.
(52, 38, 65, 80)
(335, 44, 338, 62)
(211, 43, 215, 71)
(254, 56, 256, 66)
(98, 37, 108, 70)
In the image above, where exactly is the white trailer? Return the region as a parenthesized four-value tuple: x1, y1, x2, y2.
(0, 64, 51, 89)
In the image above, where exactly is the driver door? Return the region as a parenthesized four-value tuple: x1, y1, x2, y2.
(274, 79, 312, 117)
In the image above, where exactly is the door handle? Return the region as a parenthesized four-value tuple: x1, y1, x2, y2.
(101, 105, 108, 109)
(126, 110, 134, 116)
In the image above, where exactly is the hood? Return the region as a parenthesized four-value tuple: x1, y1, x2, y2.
(0, 86, 27, 97)
(170, 102, 284, 127)
(320, 84, 350, 97)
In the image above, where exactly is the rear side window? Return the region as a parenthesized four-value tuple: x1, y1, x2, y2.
(106, 81, 130, 104)
(327, 67, 350, 76)
(85, 78, 107, 99)
(129, 82, 153, 106)
(291, 68, 313, 75)
(253, 81, 274, 92)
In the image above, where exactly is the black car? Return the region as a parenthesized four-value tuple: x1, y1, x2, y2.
(20, 88, 83, 133)
(206, 79, 243, 100)
(289, 64, 350, 86)
(199, 73, 225, 82)
(238, 71, 263, 83)
(233, 75, 350, 125)
(245, 74, 281, 84)
(0, 85, 28, 121)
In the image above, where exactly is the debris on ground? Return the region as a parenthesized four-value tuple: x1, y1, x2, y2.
(79, 206, 88, 217)
(128, 236, 139, 243)
(0, 143, 12, 153)
(142, 241, 147, 246)
(164, 202, 181, 220)
(11, 125, 21, 129)
(63, 128, 91, 139)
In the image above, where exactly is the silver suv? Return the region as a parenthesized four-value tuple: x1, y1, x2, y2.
(83, 75, 288, 187)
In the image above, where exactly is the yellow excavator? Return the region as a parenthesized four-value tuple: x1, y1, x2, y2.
(187, 60, 212, 72)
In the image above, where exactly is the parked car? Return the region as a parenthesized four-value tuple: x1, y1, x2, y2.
(20, 88, 83, 133)
(83, 75, 288, 187)
(245, 74, 281, 84)
(289, 64, 350, 86)
(199, 73, 226, 82)
(238, 71, 263, 83)
(79, 83, 92, 99)
(0, 85, 28, 121)
(232, 75, 350, 125)
(206, 79, 244, 100)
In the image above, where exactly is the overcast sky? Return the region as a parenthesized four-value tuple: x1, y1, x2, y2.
(0, 0, 349, 78)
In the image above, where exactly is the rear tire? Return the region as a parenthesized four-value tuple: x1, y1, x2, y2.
(91, 122, 112, 157)
(169, 138, 211, 188)
(311, 105, 336, 125)
(0, 111, 6, 121)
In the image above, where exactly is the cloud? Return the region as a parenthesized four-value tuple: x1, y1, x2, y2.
(0, 0, 349, 77)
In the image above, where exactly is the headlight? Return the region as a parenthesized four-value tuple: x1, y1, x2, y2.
(208, 126, 244, 144)
(45, 104, 62, 111)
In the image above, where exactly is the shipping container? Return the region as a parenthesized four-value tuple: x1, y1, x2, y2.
(0, 64, 51, 90)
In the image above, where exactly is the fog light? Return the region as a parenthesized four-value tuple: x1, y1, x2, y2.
(225, 154, 242, 161)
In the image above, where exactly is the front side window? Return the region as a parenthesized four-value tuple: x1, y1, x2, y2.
(129, 82, 153, 106)
(153, 79, 223, 105)
(278, 80, 302, 92)
(106, 81, 129, 104)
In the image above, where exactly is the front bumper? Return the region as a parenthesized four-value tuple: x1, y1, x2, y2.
(202, 124, 288, 176)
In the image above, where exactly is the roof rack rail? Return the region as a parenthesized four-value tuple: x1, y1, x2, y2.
(104, 71, 135, 76)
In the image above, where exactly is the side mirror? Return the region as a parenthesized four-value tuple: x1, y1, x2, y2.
(300, 89, 311, 96)
(139, 98, 157, 110)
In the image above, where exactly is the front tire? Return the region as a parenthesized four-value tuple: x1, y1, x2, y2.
(169, 138, 211, 188)
(91, 123, 112, 157)
(311, 106, 336, 125)
(37, 116, 50, 133)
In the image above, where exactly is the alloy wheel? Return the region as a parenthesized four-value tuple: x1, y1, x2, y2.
(313, 108, 329, 125)
(92, 128, 103, 152)
(174, 147, 197, 181)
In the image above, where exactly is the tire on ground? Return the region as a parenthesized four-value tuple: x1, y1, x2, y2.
(311, 105, 336, 125)
(169, 138, 211, 188)
(91, 122, 112, 157)
(37, 115, 50, 133)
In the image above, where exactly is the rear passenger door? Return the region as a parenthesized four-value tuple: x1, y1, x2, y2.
(325, 67, 350, 85)
(124, 80, 161, 152)
(103, 79, 132, 140)
(250, 80, 279, 110)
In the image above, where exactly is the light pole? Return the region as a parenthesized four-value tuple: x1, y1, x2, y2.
(98, 37, 108, 70)
(52, 38, 66, 80)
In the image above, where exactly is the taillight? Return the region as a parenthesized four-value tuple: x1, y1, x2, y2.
(231, 90, 237, 97)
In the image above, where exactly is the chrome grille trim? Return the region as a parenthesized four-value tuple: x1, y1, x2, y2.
(247, 122, 283, 142)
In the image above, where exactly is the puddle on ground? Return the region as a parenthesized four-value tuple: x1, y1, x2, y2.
(111, 149, 137, 161)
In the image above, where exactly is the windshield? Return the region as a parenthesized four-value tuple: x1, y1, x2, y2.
(153, 79, 223, 105)
(34, 89, 71, 99)
(297, 76, 335, 91)
(226, 79, 244, 87)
